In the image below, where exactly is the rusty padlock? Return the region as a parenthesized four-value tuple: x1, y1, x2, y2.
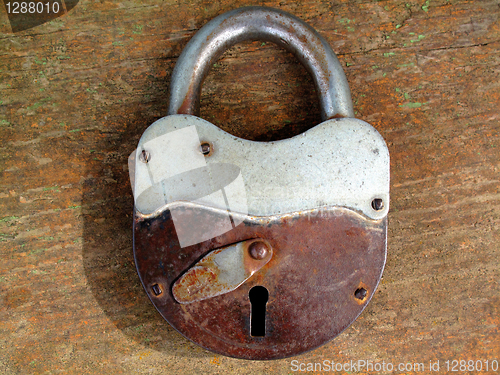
(129, 6, 389, 360)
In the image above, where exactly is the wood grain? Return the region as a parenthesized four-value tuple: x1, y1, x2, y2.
(1, 0, 499, 373)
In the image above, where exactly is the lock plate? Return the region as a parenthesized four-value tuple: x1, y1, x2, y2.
(172, 238, 273, 304)
(130, 115, 389, 221)
(134, 202, 386, 360)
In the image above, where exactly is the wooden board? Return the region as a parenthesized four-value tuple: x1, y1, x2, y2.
(0, 0, 499, 373)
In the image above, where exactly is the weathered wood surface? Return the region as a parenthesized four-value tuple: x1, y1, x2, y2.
(0, 0, 499, 373)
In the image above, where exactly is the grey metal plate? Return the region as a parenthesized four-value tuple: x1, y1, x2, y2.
(130, 114, 389, 220)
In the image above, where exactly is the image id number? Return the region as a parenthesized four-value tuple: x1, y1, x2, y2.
(5, 2, 61, 14)
(445, 359, 498, 372)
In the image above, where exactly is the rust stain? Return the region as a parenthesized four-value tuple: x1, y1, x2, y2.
(134, 204, 386, 359)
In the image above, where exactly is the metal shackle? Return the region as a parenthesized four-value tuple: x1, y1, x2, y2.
(168, 6, 354, 120)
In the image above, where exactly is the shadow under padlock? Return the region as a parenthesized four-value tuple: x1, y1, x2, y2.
(130, 6, 390, 360)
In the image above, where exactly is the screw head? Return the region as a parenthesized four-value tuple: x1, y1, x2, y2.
(354, 287, 367, 300)
(139, 150, 150, 163)
(200, 142, 211, 156)
(371, 198, 384, 211)
(248, 241, 269, 260)
(151, 283, 162, 296)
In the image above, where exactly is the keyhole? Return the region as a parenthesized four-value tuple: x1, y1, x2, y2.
(249, 286, 269, 337)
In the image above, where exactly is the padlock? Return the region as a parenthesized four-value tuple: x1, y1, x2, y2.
(129, 6, 389, 360)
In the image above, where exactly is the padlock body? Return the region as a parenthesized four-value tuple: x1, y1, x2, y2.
(131, 114, 389, 359)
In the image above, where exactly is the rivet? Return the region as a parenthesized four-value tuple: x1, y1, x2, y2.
(200, 142, 211, 156)
(248, 241, 270, 260)
(354, 287, 367, 300)
(139, 150, 151, 163)
(371, 198, 384, 211)
(151, 284, 162, 296)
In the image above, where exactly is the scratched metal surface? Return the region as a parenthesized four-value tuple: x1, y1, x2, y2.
(0, 0, 499, 374)
(134, 204, 386, 359)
